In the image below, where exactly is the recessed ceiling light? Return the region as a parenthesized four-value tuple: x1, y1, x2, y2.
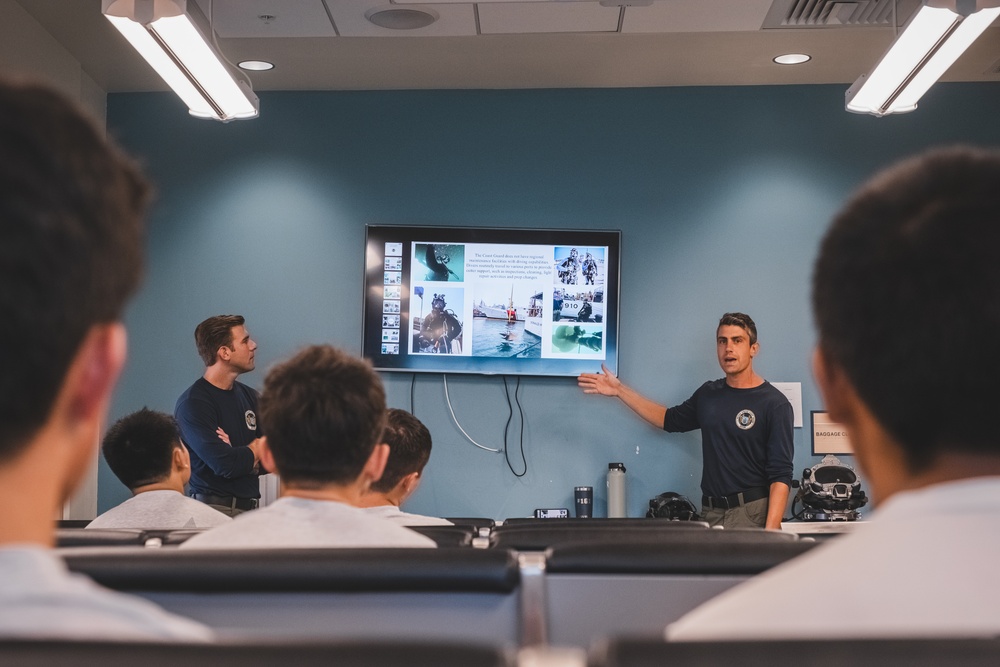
(239, 60, 275, 72)
(773, 53, 811, 66)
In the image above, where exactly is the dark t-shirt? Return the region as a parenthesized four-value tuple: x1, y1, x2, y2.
(663, 379, 794, 498)
(175, 377, 261, 499)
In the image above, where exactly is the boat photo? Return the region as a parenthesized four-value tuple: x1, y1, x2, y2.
(524, 292, 543, 338)
(554, 288, 603, 322)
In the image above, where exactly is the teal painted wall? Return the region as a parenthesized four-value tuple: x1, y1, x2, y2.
(101, 83, 1000, 519)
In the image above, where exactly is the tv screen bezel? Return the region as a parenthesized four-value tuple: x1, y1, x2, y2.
(362, 224, 621, 378)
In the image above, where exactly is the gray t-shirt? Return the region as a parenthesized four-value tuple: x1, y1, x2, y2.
(666, 477, 1000, 640)
(179, 496, 436, 549)
(0, 547, 212, 640)
(87, 490, 232, 530)
(362, 505, 454, 526)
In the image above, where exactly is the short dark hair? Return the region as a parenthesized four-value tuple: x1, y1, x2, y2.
(718, 312, 757, 346)
(194, 315, 245, 366)
(0, 79, 148, 461)
(812, 146, 1000, 472)
(370, 408, 433, 493)
(102, 409, 183, 491)
(259, 345, 387, 487)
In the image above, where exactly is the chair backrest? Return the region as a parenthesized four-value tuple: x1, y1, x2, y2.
(142, 529, 206, 546)
(408, 525, 476, 547)
(55, 528, 146, 548)
(592, 637, 1000, 667)
(62, 547, 519, 593)
(56, 527, 208, 548)
(544, 530, 811, 575)
(490, 521, 710, 550)
(541, 534, 817, 649)
(501, 517, 708, 528)
(61, 547, 525, 645)
(445, 517, 496, 531)
(0, 639, 514, 667)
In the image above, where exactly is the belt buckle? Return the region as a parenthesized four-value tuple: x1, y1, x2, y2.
(710, 496, 731, 510)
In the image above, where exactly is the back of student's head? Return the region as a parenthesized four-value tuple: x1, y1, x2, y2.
(371, 408, 433, 493)
(195, 315, 245, 366)
(259, 345, 386, 487)
(103, 409, 182, 491)
(0, 79, 148, 462)
(812, 146, 1000, 472)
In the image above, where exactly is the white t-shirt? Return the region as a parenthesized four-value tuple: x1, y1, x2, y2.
(667, 476, 1000, 641)
(0, 547, 212, 641)
(179, 496, 436, 549)
(86, 490, 232, 530)
(362, 504, 454, 526)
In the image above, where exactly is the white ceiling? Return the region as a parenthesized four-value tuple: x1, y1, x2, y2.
(11, 0, 1000, 93)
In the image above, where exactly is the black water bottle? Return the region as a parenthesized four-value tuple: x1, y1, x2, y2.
(574, 486, 593, 518)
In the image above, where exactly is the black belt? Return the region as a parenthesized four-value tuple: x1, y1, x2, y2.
(702, 486, 769, 510)
(193, 493, 258, 511)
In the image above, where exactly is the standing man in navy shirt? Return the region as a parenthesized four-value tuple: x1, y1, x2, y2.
(579, 313, 793, 529)
(175, 315, 264, 516)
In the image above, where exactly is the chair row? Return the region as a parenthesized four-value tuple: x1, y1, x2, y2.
(5, 632, 999, 666)
(58, 517, 735, 550)
(60, 533, 817, 649)
(592, 636, 1000, 667)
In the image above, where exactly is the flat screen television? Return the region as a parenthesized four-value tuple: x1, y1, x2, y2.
(362, 225, 620, 377)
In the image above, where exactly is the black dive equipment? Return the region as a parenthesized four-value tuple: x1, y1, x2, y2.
(646, 491, 701, 521)
(790, 454, 868, 521)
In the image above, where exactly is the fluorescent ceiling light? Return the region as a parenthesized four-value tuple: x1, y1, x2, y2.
(391, 0, 654, 3)
(392, 0, 557, 3)
(103, 0, 259, 122)
(846, 0, 1000, 117)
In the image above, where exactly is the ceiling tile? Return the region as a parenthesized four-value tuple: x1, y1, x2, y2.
(194, 0, 336, 38)
(329, 1, 476, 37)
(479, 3, 621, 35)
(621, 0, 774, 34)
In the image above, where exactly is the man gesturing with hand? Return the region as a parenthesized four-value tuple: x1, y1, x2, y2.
(579, 313, 793, 529)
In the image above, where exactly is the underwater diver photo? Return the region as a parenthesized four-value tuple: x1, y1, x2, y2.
(412, 287, 464, 354)
(415, 243, 464, 282)
(551, 324, 603, 354)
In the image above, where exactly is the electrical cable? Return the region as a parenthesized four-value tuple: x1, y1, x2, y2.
(503, 376, 527, 477)
(784, 496, 811, 522)
(502, 376, 513, 454)
(208, 0, 255, 89)
(516, 377, 525, 464)
(443, 374, 501, 453)
(409, 373, 416, 414)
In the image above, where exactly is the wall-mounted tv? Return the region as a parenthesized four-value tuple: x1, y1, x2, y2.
(363, 225, 620, 377)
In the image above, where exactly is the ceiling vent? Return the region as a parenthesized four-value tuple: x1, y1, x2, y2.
(762, 0, 919, 28)
(365, 7, 439, 30)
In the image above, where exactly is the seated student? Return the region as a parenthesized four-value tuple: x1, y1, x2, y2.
(88, 409, 231, 530)
(667, 147, 1000, 641)
(181, 346, 434, 549)
(358, 408, 454, 526)
(0, 78, 210, 640)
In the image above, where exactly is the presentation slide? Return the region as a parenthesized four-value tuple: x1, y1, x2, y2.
(363, 225, 619, 377)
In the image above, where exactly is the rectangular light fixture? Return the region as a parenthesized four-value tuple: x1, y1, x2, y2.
(846, 0, 1000, 117)
(103, 0, 259, 122)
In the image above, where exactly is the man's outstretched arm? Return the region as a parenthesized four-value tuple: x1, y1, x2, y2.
(578, 363, 667, 428)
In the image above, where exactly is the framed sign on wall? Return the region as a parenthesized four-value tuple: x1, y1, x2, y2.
(811, 411, 853, 455)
